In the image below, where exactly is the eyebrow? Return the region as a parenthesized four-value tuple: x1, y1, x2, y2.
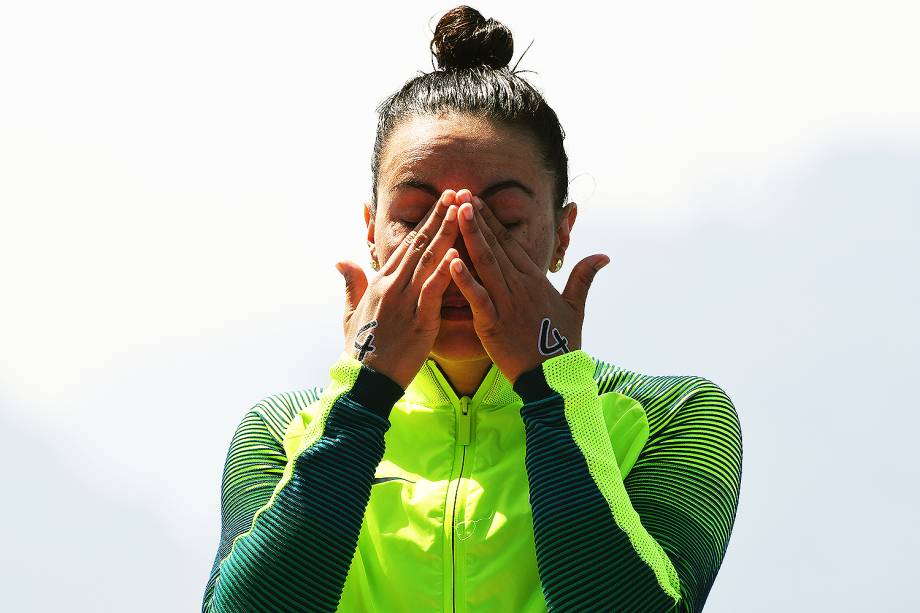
(393, 178, 535, 199)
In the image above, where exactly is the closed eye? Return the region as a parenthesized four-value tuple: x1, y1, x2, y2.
(399, 218, 519, 229)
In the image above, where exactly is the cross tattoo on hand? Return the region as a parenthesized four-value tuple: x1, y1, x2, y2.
(354, 320, 379, 361)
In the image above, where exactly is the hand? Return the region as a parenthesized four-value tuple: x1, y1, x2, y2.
(335, 190, 460, 389)
(448, 194, 610, 383)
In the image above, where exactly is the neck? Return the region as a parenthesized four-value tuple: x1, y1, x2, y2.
(430, 353, 494, 398)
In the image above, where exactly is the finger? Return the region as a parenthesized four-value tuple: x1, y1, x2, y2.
(393, 190, 456, 281)
(561, 254, 610, 312)
(409, 203, 459, 290)
(379, 229, 418, 276)
(379, 189, 456, 275)
(467, 199, 519, 274)
(449, 258, 499, 328)
(472, 195, 541, 274)
(456, 201, 511, 294)
(335, 260, 369, 316)
(416, 247, 458, 325)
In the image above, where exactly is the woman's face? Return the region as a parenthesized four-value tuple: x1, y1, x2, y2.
(365, 112, 576, 363)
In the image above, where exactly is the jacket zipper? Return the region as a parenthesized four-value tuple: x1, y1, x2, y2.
(446, 395, 472, 612)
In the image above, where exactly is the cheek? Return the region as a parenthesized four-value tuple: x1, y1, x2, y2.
(375, 222, 409, 263)
(518, 219, 554, 266)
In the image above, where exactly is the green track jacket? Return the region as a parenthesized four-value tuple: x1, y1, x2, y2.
(202, 349, 742, 612)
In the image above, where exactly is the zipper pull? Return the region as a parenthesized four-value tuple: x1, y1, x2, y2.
(458, 396, 471, 446)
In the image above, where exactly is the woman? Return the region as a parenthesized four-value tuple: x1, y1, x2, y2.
(201, 6, 742, 612)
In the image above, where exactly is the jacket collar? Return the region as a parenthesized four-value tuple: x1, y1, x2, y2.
(403, 358, 520, 411)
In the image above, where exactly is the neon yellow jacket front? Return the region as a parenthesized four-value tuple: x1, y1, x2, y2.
(202, 350, 742, 612)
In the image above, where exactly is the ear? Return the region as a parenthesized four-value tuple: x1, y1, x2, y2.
(553, 201, 578, 261)
(364, 200, 376, 261)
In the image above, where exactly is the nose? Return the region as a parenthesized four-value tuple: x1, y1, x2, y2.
(441, 232, 482, 299)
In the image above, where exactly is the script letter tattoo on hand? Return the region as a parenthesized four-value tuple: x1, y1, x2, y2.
(354, 320, 379, 361)
(538, 317, 570, 356)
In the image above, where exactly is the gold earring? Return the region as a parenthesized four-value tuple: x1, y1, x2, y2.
(370, 257, 379, 271)
(550, 257, 563, 273)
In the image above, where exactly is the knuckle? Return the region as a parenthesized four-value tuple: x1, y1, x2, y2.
(479, 251, 496, 267)
(419, 249, 435, 265)
(413, 232, 430, 250)
(498, 228, 513, 244)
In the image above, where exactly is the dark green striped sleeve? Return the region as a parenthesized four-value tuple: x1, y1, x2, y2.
(514, 350, 742, 612)
(201, 353, 404, 613)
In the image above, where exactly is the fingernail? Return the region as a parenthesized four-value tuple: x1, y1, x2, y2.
(472, 196, 483, 210)
(594, 257, 611, 271)
(446, 205, 456, 221)
(462, 205, 474, 221)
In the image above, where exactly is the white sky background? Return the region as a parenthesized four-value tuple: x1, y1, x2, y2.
(1, 1, 918, 610)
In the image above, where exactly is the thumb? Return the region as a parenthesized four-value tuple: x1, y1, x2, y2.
(561, 254, 610, 311)
(335, 261, 368, 316)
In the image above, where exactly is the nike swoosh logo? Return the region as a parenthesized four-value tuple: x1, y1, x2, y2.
(372, 476, 416, 485)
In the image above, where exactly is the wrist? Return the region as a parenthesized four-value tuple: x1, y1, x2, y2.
(334, 352, 406, 418)
(512, 362, 556, 403)
(356, 353, 413, 390)
(512, 350, 596, 404)
(346, 362, 405, 419)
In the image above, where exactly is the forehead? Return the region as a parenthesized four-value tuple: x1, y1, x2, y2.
(378, 113, 552, 195)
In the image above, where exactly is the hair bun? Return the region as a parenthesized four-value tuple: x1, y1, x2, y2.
(430, 5, 514, 71)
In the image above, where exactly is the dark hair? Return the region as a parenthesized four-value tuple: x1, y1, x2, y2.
(370, 5, 568, 214)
